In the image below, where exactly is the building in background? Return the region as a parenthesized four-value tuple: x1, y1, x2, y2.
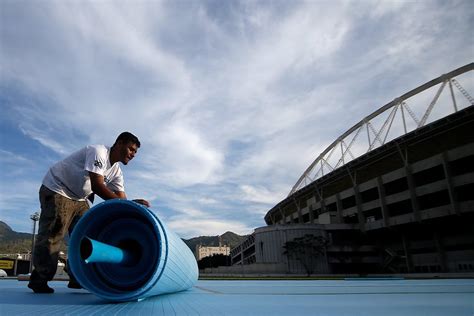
(195, 244, 230, 261)
(228, 64, 474, 275)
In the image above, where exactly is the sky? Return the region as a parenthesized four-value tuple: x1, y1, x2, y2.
(0, 0, 473, 238)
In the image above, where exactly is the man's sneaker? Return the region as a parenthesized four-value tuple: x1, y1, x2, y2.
(67, 280, 82, 289)
(28, 282, 54, 294)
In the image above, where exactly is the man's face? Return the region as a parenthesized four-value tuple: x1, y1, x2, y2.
(118, 141, 138, 165)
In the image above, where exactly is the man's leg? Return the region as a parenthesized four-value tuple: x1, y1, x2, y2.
(29, 186, 67, 293)
(64, 201, 89, 289)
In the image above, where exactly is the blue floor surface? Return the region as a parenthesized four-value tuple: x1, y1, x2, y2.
(0, 279, 473, 315)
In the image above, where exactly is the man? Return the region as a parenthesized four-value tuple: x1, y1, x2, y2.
(28, 132, 150, 294)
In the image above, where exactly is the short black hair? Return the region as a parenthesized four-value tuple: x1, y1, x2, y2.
(115, 132, 141, 148)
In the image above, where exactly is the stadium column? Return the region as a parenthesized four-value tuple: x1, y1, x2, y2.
(315, 188, 327, 223)
(308, 205, 314, 224)
(441, 151, 460, 215)
(433, 231, 448, 272)
(279, 207, 286, 225)
(335, 193, 343, 224)
(353, 185, 366, 232)
(347, 169, 365, 230)
(270, 214, 276, 225)
(376, 176, 390, 228)
(401, 232, 414, 273)
(404, 164, 421, 222)
(290, 212, 296, 224)
(293, 198, 303, 223)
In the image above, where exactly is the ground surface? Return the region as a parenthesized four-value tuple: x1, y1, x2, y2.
(0, 278, 473, 315)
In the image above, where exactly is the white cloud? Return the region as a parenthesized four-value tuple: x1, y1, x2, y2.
(18, 124, 69, 155)
(155, 121, 224, 186)
(0, 180, 42, 233)
(1, 0, 473, 237)
(172, 207, 208, 218)
(239, 184, 284, 205)
(167, 217, 253, 238)
(0, 149, 30, 164)
(198, 197, 219, 205)
(370, 0, 407, 18)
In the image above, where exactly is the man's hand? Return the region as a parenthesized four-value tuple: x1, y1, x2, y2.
(133, 199, 150, 207)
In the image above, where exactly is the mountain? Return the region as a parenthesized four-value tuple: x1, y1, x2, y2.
(183, 231, 248, 252)
(0, 221, 247, 255)
(0, 221, 31, 239)
(0, 221, 34, 253)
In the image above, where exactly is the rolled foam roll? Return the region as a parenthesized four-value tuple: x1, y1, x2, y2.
(68, 199, 198, 302)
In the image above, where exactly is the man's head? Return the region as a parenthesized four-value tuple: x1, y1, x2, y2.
(111, 132, 141, 165)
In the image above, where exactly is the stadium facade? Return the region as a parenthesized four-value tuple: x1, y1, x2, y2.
(229, 63, 474, 275)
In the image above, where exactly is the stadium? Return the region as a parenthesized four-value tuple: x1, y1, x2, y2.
(228, 63, 474, 275)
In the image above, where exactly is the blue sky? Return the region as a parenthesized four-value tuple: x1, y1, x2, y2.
(1, 0, 473, 238)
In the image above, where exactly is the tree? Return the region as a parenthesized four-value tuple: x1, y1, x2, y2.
(283, 234, 329, 276)
(197, 254, 231, 270)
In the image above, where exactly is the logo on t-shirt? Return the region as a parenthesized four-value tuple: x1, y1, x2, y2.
(94, 160, 103, 169)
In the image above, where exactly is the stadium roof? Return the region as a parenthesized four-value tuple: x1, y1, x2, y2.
(290, 63, 474, 196)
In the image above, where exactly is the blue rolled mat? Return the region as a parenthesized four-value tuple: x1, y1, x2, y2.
(68, 199, 198, 302)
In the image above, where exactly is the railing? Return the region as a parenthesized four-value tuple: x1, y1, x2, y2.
(0, 253, 32, 260)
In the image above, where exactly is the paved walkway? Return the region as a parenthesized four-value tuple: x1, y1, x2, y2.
(0, 279, 473, 315)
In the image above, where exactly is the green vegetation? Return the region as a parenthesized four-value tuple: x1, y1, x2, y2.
(0, 221, 33, 253)
(198, 254, 231, 269)
(183, 231, 247, 251)
(283, 234, 329, 276)
(0, 221, 67, 254)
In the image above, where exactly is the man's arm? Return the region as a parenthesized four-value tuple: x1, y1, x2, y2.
(115, 191, 127, 199)
(89, 172, 151, 207)
(89, 172, 124, 200)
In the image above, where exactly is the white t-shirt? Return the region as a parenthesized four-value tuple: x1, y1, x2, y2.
(42, 145, 124, 201)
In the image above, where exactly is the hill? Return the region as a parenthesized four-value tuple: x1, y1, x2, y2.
(0, 221, 34, 253)
(0, 221, 247, 254)
(183, 231, 247, 252)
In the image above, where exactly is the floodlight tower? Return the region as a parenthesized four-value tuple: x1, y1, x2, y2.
(29, 212, 40, 273)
